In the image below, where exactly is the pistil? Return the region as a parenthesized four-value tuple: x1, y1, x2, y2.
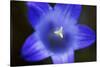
(54, 26, 63, 38)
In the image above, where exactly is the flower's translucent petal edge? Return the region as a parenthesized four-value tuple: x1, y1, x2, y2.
(54, 4, 82, 26)
(26, 2, 52, 28)
(21, 33, 50, 62)
(67, 51, 74, 63)
(74, 24, 96, 50)
(51, 50, 74, 64)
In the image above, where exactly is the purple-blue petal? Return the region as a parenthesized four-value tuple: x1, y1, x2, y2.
(67, 51, 74, 63)
(21, 33, 50, 62)
(51, 49, 74, 64)
(74, 24, 96, 50)
(26, 2, 52, 28)
(54, 4, 82, 25)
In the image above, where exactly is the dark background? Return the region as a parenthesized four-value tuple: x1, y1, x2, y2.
(11, 1, 96, 66)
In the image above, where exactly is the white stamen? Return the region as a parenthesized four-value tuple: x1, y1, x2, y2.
(54, 26, 63, 38)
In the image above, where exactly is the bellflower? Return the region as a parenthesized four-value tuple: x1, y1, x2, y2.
(21, 2, 96, 64)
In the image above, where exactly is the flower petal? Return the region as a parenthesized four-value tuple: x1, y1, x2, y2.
(74, 24, 96, 50)
(51, 50, 74, 64)
(54, 4, 82, 25)
(21, 33, 50, 62)
(26, 2, 52, 28)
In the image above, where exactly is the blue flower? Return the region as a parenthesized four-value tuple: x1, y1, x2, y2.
(21, 2, 96, 64)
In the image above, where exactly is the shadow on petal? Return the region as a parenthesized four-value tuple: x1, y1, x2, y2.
(21, 33, 50, 62)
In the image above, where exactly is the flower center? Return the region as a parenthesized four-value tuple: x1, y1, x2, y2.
(54, 27, 63, 38)
(45, 26, 71, 54)
(37, 22, 72, 54)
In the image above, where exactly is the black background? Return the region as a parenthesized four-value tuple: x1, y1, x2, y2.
(11, 1, 96, 66)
